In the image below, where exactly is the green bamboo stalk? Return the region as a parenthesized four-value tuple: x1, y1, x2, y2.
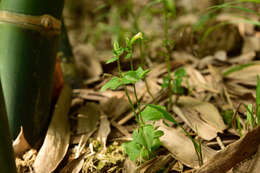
(0, 79, 17, 173)
(0, 0, 64, 145)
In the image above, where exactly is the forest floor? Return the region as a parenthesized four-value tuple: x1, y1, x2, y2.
(15, 0, 260, 173)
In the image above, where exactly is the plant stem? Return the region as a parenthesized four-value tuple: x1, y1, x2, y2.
(139, 40, 155, 100)
(117, 56, 139, 124)
(164, 11, 173, 111)
(129, 46, 143, 124)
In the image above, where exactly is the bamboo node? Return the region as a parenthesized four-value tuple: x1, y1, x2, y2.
(0, 11, 61, 35)
(41, 15, 54, 30)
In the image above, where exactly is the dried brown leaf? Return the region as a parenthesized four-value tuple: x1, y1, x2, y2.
(97, 115, 111, 151)
(13, 127, 31, 157)
(173, 96, 226, 140)
(60, 154, 85, 173)
(76, 102, 100, 134)
(33, 84, 71, 173)
(159, 123, 216, 168)
(196, 125, 260, 173)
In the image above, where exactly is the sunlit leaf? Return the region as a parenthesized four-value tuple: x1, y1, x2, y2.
(123, 141, 142, 161)
(106, 56, 118, 64)
(100, 77, 122, 91)
(141, 105, 165, 122)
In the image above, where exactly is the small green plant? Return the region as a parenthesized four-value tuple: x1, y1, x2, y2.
(101, 33, 197, 163)
(161, 67, 188, 95)
(244, 76, 260, 129)
(101, 33, 165, 162)
(233, 76, 260, 136)
(161, 0, 177, 110)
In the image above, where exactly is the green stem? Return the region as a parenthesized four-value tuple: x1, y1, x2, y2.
(164, 11, 173, 110)
(129, 46, 143, 124)
(117, 56, 139, 124)
(139, 41, 154, 100)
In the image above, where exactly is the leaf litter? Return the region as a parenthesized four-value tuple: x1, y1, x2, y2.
(15, 0, 260, 173)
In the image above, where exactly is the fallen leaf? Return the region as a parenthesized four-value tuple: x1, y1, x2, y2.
(60, 154, 85, 173)
(224, 62, 260, 86)
(137, 154, 174, 173)
(196, 125, 260, 173)
(159, 123, 216, 168)
(173, 96, 226, 140)
(76, 102, 100, 134)
(13, 127, 31, 157)
(33, 84, 71, 173)
(97, 114, 111, 151)
(123, 158, 137, 173)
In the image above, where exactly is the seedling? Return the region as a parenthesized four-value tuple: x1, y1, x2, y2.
(244, 76, 260, 128)
(161, 67, 188, 95)
(161, 0, 176, 110)
(101, 33, 165, 162)
(232, 76, 260, 136)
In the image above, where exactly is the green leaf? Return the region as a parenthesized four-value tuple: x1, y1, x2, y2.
(151, 138, 162, 151)
(174, 68, 187, 78)
(161, 77, 170, 89)
(221, 109, 234, 128)
(121, 67, 149, 85)
(237, 116, 243, 137)
(125, 37, 131, 47)
(113, 41, 120, 52)
(123, 141, 142, 161)
(148, 104, 175, 122)
(222, 63, 255, 76)
(163, 0, 176, 16)
(113, 41, 124, 56)
(140, 147, 150, 160)
(122, 71, 140, 84)
(173, 68, 187, 94)
(142, 125, 155, 151)
(154, 130, 164, 138)
(106, 56, 118, 64)
(136, 67, 150, 79)
(244, 104, 255, 128)
(133, 129, 146, 147)
(100, 77, 122, 91)
(141, 105, 165, 122)
(125, 52, 132, 59)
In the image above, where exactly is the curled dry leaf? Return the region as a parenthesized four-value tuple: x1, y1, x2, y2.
(186, 67, 218, 94)
(224, 62, 260, 86)
(136, 154, 174, 173)
(196, 125, 260, 173)
(173, 96, 226, 140)
(76, 102, 100, 134)
(123, 158, 137, 173)
(13, 127, 31, 157)
(33, 84, 72, 173)
(97, 114, 111, 151)
(159, 123, 216, 168)
(74, 102, 100, 156)
(60, 153, 86, 173)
